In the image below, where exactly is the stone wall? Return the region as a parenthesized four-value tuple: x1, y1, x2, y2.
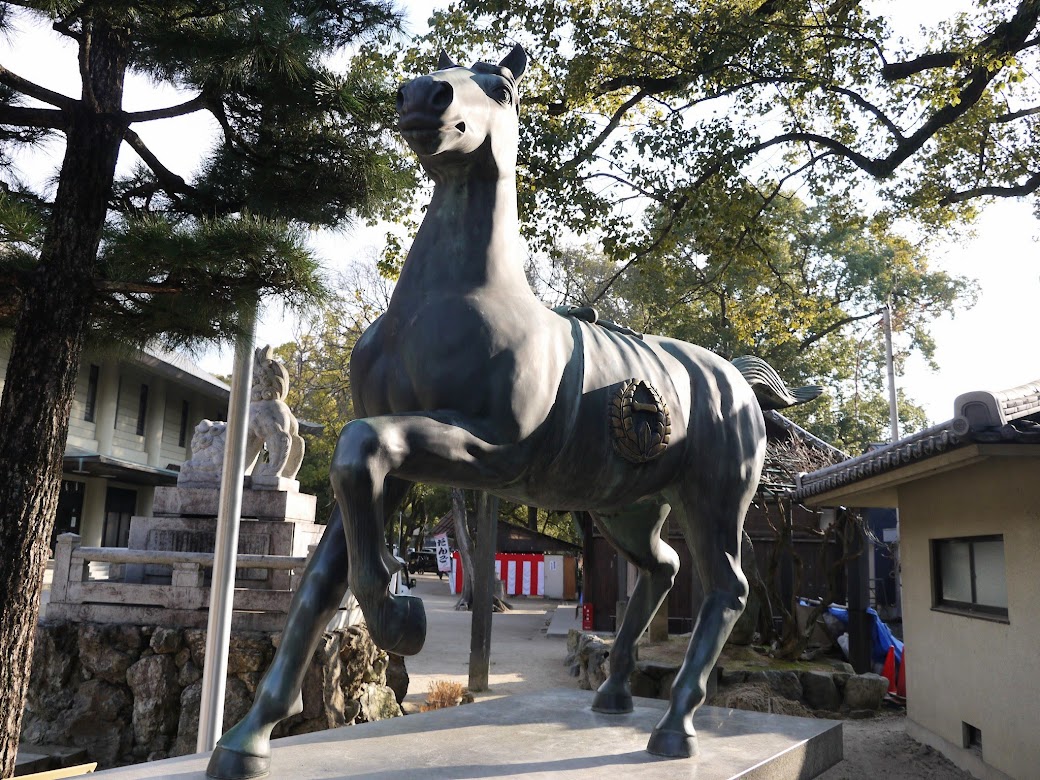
(21, 620, 406, 769)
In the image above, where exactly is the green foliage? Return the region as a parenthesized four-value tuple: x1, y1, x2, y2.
(0, 1, 415, 347)
(535, 190, 975, 453)
(413, 0, 1040, 262)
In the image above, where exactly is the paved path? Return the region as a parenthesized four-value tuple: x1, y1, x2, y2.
(401, 574, 577, 707)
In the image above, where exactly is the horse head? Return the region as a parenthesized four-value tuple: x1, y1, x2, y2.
(397, 45, 528, 176)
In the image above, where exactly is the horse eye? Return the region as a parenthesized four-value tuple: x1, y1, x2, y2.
(496, 87, 512, 104)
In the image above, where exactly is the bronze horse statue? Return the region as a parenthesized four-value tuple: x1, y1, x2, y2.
(208, 45, 820, 779)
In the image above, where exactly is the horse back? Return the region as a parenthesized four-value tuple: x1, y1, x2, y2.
(510, 321, 764, 511)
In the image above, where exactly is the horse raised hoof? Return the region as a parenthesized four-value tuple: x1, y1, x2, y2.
(206, 745, 270, 780)
(646, 727, 698, 758)
(591, 686, 633, 714)
(369, 593, 427, 655)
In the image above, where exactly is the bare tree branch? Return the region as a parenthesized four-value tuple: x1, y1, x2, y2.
(939, 171, 1040, 204)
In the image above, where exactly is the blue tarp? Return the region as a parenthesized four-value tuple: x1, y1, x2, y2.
(800, 601, 903, 666)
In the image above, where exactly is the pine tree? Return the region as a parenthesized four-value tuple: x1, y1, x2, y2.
(0, 3, 410, 773)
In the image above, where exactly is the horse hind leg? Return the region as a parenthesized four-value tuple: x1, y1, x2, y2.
(648, 472, 754, 758)
(590, 498, 679, 715)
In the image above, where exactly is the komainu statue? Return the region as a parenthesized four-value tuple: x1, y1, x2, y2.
(176, 346, 305, 491)
(246, 345, 305, 490)
(176, 419, 228, 487)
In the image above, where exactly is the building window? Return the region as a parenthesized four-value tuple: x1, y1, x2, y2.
(136, 383, 149, 436)
(178, 400, 190, 447)
(932, 535, 1008, 620)
(84, 364, 100, 422)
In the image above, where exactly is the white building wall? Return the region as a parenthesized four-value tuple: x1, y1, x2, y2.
(900, 455, 1040, 780)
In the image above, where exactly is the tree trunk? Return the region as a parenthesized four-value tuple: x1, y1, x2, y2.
(468, 492, 499, 692)
(452, 489, 475, 610)
(527, 505, 537, 531)
(0, 19, 128, 777)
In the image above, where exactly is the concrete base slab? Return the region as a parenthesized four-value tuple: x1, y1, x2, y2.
(94, 690, 842, 780)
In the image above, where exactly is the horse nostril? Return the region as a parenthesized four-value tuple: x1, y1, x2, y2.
(396, 86, 405, 112)
(430, 81, 454, 111)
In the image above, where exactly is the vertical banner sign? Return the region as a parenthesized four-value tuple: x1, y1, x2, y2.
(433, 533, 452, 573)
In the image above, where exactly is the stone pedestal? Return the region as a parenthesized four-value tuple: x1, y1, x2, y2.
(124, 486, 321, 588)
(90, 690, 843, 779)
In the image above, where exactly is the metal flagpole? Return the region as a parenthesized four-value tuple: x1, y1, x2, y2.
(197, 302, 257, 753)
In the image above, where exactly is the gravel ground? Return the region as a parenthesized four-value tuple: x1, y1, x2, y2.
(401, 574, 971, 778)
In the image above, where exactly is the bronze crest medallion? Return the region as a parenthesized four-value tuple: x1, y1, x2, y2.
(610, 379, 671, 463)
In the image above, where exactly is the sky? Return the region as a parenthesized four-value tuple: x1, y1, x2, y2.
(1, 2, 1036, 428)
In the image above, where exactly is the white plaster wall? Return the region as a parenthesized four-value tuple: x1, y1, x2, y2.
(899, 455, 1040, 780)
(111, 369, 149, 463)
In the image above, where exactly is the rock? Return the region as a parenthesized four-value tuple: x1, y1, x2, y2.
(357, 683, 402, 722)
(719, 667, 747, 686)
(576, 634, 612, 691)
(843, 673, 889, 710)
(747, 670, 802, 702)
(177, 659, 201, 687)
(800, 671, 841, 711)
(227, 633, 274, 674)
(828, 660, 855, 674)
(173, 647, 191, 668)
(629, 667, 658, 698)
(183, 629, 272, 674)
(175, 678, 248, 754)
(832, 672, 850, 692)
(385, 653, 408, 704)
(65, 679, 134, 765)
(126, 654, 180, 745)
(78, 624, 138, 684)
(150, 627, 182, 655)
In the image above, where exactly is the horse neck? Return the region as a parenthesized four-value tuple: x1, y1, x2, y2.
(395, 171, 532, 296)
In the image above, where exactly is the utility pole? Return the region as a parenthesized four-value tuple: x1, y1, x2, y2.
(882, 297, 902, 617)
(883, 299, 899, 443)
(197, 304, 257, 752)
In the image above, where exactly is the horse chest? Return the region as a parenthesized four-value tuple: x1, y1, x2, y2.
(351, 298, 540, 419)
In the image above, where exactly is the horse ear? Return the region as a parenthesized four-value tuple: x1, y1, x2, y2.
(437, 50, 457, 71)
(499, 44, 528, 82)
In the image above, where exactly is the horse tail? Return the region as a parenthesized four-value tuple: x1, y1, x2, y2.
(732, 355, 823, 411)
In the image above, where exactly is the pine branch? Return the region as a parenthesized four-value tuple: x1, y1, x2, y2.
(125, 94, 207, 123)
(95, 280, 182, 294)
(0, 105, 66, 129)
(122, 128, 192, 198)
(0, 65, 75, 109)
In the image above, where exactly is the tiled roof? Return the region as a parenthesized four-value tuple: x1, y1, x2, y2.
(793, 378, 1040, 502)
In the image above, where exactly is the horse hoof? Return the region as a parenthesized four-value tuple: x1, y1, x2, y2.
(372, 594, 427, 655)
(646, 727, 698, 758)
(206, 745, 270, 780)
(591, 688, 633, 714)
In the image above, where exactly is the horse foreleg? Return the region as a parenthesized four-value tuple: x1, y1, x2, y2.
(207, 480, 410, 780)
(648, 476, 753, 758)
(589, 499, 677, 715)
(330, 414, 515, 656)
